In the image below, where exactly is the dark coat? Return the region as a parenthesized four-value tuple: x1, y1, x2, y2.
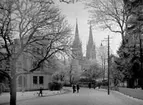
(76, 84, 80, 90)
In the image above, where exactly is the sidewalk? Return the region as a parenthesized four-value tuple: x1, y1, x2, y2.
(118, 87, 143, 100)
(0, 89, 68, 105)
(99, 87, 143, 102)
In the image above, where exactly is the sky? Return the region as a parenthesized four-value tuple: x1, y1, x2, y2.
(57, 1, 122, 56)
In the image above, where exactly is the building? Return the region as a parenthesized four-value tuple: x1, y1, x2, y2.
(86, 24, 96, 60)
(0, 38, 57, 91)
(71, 20, 97, 72)
(15, 38, 58, 91)
(71, 19, 83, 71)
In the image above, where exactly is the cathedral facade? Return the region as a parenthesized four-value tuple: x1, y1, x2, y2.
(71, 20, 96, 72)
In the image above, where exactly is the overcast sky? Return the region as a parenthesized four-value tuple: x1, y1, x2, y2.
(57, 1, 122, 55)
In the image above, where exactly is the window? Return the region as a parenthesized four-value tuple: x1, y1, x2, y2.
(39, 76, 44, 84)
(33, 76, 38, 84)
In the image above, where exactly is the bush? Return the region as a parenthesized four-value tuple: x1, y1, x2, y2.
(63, 83, 71, 87)
(101, 80, 108, 86)
(48, 82, 63, 91)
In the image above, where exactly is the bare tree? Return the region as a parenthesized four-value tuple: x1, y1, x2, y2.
(86, 0, 128, 42)
(82, 63, 103, 82)
(52, 70, 66, 82)
(0, 0, 72, 105)
(110, 55, 124, 89)
(65, 60, 81, 85)
(51, 59, 66, 82)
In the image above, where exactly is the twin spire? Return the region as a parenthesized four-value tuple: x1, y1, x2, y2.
(72, 19, 82, 49)
(72, 19, 96, 60)
(86, 22, 96, 59)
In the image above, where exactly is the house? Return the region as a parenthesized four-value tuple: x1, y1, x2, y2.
(0, 38, 57, 91)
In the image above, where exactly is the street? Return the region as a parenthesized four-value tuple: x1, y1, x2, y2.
(13, 88, 143, 105)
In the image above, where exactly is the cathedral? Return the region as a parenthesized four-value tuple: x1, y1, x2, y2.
(71, 20, 96, 72)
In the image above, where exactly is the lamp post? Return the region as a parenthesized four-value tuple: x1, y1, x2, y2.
(101, 35, 111, 95)
(107, 35, 110, 95)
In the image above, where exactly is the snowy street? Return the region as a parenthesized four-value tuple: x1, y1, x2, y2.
(0, 89, 65, 105)
(1, 88, 143, 105)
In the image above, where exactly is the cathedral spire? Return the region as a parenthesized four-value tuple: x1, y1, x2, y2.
(86, 23, 96, 60)
(72, 19, 81, 48)
(88, 23, 94, 46)
(75, 18, 79, 35)
(72, 19, 83, 65)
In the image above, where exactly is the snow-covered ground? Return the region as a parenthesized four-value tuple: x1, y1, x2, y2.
(17, 88, 143, 105)
(1, 87, 143, 105)
(0, 90, 64, 105)
(118, 87, 143, 100)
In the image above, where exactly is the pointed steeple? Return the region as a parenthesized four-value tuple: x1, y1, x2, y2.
(88, 23, 94, 47)
(75, 18, 79, 39)
(72, 19, 82, 48)
(72, 19, 83, 65)
(86, 23, 96, 60)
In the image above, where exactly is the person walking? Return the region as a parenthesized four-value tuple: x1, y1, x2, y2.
(76, 84, 80, 93)
(88, 83, 91, 89)
(72, 84, 76, 93)
(39, 87, 43, 96)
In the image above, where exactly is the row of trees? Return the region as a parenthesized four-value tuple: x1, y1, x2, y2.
(0, 0, 78, 105)
(51, 59, 103, 87)
(86, 0, 143, 89)
(52, 59, 81, 86)
(116, 0, 143, 88)
(42, 0, 143, 90)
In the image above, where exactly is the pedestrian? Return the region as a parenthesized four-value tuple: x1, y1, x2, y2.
(72, 84, 76, 93)
(76, 84, 80, 93)
(88, 83, 91, 89)
(39, 87, 43, 96)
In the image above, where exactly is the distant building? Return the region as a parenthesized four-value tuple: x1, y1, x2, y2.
(0, 38, 57, 91)
(86, 24, 96, 60)
(71, 19, 83, 72)
(71, 20, 97, 73)
(15, 38, 58, 91)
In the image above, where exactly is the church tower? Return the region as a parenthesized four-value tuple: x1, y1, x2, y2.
(72, 19, 83, 65)
(86, 24, 96, 60)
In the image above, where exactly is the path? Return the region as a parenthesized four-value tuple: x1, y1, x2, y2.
(14, 88, 143, 105)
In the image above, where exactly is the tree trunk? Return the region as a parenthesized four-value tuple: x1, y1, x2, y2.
(10, 77, 16, 105)
(69, 75, 72, 86)
(10, 56, 17, 105)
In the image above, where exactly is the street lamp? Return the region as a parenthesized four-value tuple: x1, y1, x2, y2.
(107, 35, 110, 95)
(101, 35, 111, 95)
